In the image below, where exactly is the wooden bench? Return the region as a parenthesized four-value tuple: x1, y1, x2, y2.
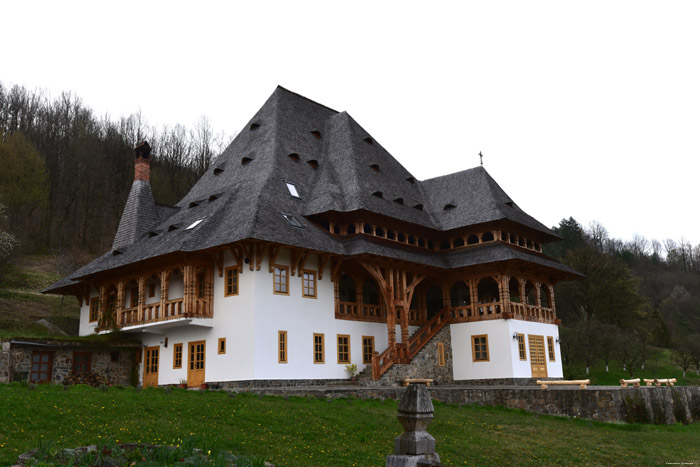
(537, 379, 590, 389)
(402, 378, 433, 386)
(643, 378, 677, 387)
(620, 378, 640, 388)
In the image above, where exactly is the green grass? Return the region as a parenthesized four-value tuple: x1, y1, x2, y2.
(565, 347, 700, 387)
(1, 384, 699, 466)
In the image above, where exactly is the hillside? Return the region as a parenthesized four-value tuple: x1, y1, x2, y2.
(0, 256, 80, 338)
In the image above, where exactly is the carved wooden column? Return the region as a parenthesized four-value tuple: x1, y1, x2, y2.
(398, 271, 409, 346)
(469, 279, 478, 315)
(535, 281, 542, 307)
(206, 267, 214, 317)
(183, 263, 194, 317)
(518, 278, 526, 304)
(137, 276, 146, 320)
(98, 285, 107, 325)
(116, 281, 125, 325)
(386, 268, 396, 351)
(501, 274, 511, 315)
(160, 270, 169, 316)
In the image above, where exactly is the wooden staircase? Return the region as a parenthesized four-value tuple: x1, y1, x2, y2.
(371, 307, 451, 381)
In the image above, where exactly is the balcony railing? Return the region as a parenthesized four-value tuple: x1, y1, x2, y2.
(449, 301, 557, 324)
(336, 301, 387, 323)
(107, 297, 212, 330)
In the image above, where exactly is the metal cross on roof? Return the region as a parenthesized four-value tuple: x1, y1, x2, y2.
(479, 151, 483, 166)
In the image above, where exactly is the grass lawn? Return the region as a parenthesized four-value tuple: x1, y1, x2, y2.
(1, 384, 699, 466)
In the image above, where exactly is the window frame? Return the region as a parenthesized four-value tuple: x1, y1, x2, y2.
(437, 342, 446, 367)
(173, 343, 183, 369)
(273, 265, 290, 295)
(218, 337, 226, 355)
(337, 334, 350, 364)
(302, 269, 317, 298)
(224, 266, 239, 297)
(89, 297, 100, 323)
(278, 330, 288, 363)
(362, 336, 375, 365)
(547, 336, 556, 361)
(30, 351, 53, 383)
(313, 333, 325, 364)
(72, 351, 92, 374)
(471, 334, 490, 362)
(516, 333, 527, 361)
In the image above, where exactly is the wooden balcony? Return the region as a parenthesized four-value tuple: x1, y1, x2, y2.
(449, 301, 557, 324)
(336, 301, 387, 323)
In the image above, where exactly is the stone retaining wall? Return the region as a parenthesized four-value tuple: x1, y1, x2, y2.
(227, 384, 700, 425)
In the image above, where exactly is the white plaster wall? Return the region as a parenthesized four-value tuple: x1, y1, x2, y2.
(451, 319, 563, 380)
(79, 286, 99, 337)
(145, 280, 161, 305)
(169, 275, 184, 300)
(508, 320, 563, 378)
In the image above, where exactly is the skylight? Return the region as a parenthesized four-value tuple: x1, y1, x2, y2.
(185, 218, 205, 230)
(286, 182, 300, 199)
(282, 213, 303, 228)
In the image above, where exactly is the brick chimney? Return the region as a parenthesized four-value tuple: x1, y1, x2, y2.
(134, 141, 151, 182)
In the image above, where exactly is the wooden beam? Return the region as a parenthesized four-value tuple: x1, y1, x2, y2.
(240, 242, 254, 271)
(210, 250, 224, 277)
(255, 243, 266, 271)
(318, 253, 330, 281)
(229, 245, 244, 274)
(331, 258, 343, 282)
(268, 245, 281, 273)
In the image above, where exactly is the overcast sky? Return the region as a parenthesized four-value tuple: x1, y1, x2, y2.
(3, 0, 699, 246)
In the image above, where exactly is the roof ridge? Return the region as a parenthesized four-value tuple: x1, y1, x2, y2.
(275, 85, 339, 114)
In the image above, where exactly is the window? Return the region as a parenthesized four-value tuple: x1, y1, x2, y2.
(89, 297, 99, 323)
(279, 331, 288, 363)
(302, 270, 316, 298)
(197, 272, 206, 298)
(547, 336, 556, 361)
(130, 287, 139, 308)
(185, 218, 205, 230)
(286, 182, 300, 198)
(313, 333, 325, 363)
(282, 213, 304, 228)
(73, 352, 91, 374)
(30, 351, 53, 383)
(437, 342, 446, 367)
(472, 335, 489, 362)
(274, 265, 289, 295)
(516, 333, 527, 360)
(148, 283, 156, 298)
(337, 335, 350, 364)
(362, 336, 374, 364)
(173, 343, 183, 369)
(218, 338, 226, 355)
(225, 266, 239, 296)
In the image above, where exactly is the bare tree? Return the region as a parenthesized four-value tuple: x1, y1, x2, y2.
(672, 339, 694, 378)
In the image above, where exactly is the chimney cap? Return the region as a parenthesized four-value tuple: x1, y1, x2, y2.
(135, 141, 151, 159)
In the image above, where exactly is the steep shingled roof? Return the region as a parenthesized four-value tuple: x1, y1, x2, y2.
(45, 86, 577, 293)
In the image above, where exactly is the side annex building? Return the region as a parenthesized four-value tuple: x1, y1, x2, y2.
(45, 87, 580, 388)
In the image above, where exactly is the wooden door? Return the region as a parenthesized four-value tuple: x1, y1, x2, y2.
(143, 346, 160, 388)
(187, 340, 206, 388)
(528, 335, 548, 378)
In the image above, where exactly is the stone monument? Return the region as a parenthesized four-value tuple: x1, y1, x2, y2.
(386, 382, 442, 467)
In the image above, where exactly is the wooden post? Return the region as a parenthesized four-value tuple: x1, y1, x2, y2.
(137, 276, 146, 321)
(116, 281, 125, 325)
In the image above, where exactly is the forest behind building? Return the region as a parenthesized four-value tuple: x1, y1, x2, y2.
(1, 82, 699, 378)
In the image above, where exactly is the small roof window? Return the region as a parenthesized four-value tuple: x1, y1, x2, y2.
(363, 137, 374, 145)
(112, 249, 122, 256)
(372, 191, 383, 199)
(242, 157, 253, 165)
(185, 218, 205, 230)
(286, 182, 300, 199)
(282, 213, 304, 228)
(370, 164, 379, 172)
(189, 202, 199, 208)
(505, 201, 514, 207)
(406, 177, 415, 184)
(213, 167, 224, 175)
(208, 194, 219, 202)
(307, 159, 319, 169)
(168, 225, 179, 232)
(288, 153, 300, 163)
(413, 203, 424, 211)
(250, 123, 261, 131)
(393, 198, 404, 205)
(443, 204, 456, 211)
(147, 231, 159, 238)
(310, 130, 321, 139)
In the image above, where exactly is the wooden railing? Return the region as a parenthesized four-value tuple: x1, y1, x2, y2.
(371, 307, 451, 380)
(449, 301, 556, 324)
(116, 298, 212, 329)
(336, 301, 386, 322)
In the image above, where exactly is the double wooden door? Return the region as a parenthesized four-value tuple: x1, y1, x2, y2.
(187, 340, 206, 388)
(528, 335, 548, 378)
(143, 346, 160, 388)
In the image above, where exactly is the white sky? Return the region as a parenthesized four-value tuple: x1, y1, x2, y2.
(3, 0, 699, 246)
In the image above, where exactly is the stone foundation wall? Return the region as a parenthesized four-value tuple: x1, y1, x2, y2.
(0, 341, 136, 386)
(226, 384, 700, 425)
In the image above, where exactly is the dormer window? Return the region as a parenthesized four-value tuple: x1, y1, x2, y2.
(413, 203, 424, 211)
(310, 130, 321, 139)
(208, 195, 218, 202)
(406, 177, 415, 184)
(185, 218, 205, 230)
(307, 159, 319, 169)
(282, 213, 303, 228)
(242, 157, 253, 165)
(443, 204, 456, 211)
(372, 191, 383, 199)
(250, 123, 261, 131)
(393, 198, 404, 205)
(147, 231, 159, 238)
(505, 201, 514, 207)
(286, 182, 300, 199)
(213, 167, 224, 175)
(189, 202, 199, 208)
(370, 164, 379, 172)
(168, 225, 178, 232)
(112, 249, 122, 256)
(288, 153, 300, 163)
(363, 137, 374, 145)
